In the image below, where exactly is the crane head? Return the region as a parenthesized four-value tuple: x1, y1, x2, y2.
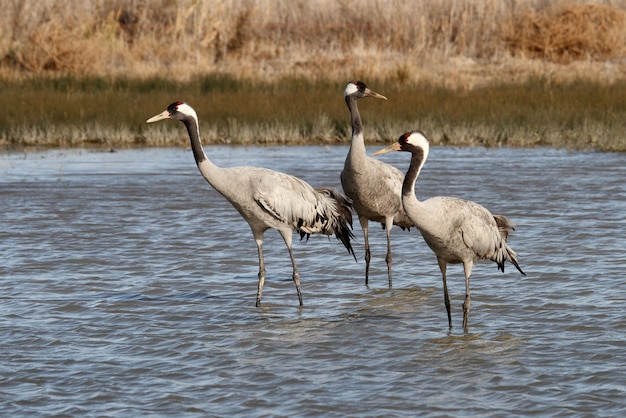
(344, 80, 387, 101)
(147, 101, 198, 123)
(373, 131, 430, 158)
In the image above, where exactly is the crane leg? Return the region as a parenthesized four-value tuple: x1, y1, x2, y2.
(462, 262, 473, 329)
(384, 217, 394, 288)
(255, 236, 266, 307)
(280, 230, 303, 306)
(287, 247, 302, 306)
(438, 258, 452, 328)
(359, 216, 371, 286)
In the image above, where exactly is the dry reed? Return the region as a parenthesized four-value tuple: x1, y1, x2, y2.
(2, 0, 626, 87)
(504, 3, 626, 62)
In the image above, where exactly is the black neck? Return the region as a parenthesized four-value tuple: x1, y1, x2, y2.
(402, 147, 425, 197)
(345, 95, 363, 138)
(183, 116, 206, 165)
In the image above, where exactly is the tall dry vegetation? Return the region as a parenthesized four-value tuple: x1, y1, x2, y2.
(2, 0, 626, 87)
(504, 3, 626, 62)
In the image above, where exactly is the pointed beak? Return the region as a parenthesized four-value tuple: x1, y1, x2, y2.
(363, 87, 387, 101)
(372, 142, 402, 156)
(146, 110, 171, 123)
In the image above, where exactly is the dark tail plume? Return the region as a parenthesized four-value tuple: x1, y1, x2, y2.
(315, 187, 356, 261)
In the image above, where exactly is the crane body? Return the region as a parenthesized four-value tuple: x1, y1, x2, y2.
(147, 102, 355, 307)
(374, 131, 525, 328)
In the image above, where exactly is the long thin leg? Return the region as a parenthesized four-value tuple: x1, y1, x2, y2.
(279, 230, 303, 306)
(462, 261, 473, 329)
(254, 233, 266, 307)
(437, 258, 452, 328)
(384, 217, 394, 288)
(359, 216, 371, 286)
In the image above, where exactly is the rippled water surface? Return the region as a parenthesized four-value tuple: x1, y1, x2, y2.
(1, 145, 625, 416)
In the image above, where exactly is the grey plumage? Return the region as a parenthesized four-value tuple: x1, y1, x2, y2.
(340, 81, 413, 287)
(147, 101, 355, 307)
(374, 131, 525, 328)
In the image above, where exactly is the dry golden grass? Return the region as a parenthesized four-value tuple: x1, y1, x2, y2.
(504, 3, 626, 63)
(2, 0, 626, 88)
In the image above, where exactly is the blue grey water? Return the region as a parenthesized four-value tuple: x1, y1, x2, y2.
(1, 145, 624, 417)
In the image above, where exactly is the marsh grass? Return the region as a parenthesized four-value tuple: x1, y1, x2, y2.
(2, 75, 626, 151)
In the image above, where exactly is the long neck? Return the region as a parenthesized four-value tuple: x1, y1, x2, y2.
(182, 115, 220, 183)
(183, 116, 207, 165)
(402, 149, 425, 200)
(345, 95, 366, 156)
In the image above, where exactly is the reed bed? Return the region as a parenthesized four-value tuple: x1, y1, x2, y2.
(2, 75, 626, 152)
(1, 0, 626, 151)
(3, 0, 626, 84)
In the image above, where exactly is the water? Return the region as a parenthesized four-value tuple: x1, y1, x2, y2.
(1, 145, 625, 417)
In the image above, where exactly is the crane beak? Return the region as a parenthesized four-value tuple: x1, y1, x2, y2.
(372, 142, 402, 156)
(146, 110, 171, 123)
(364, 88, 388, 101)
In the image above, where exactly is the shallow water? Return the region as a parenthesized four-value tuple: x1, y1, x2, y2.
(1, 145, 625, 416)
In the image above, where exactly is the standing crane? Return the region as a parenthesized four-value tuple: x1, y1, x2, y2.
(340, 81, 413, 287)
(147, 101, 355, 307)
(374, 131, 526, 328)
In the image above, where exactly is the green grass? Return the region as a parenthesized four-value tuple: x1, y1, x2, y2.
(1, 75, 625, 151)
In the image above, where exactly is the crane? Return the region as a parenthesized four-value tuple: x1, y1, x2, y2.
(374, 131, 525, 328)
(147, 101, 355, 307)
(340, 81, 413, 287)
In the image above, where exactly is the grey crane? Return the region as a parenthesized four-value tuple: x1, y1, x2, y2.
(374, 131, 526, 328)
(147, 101, 355, 307)
(340, 81, 413, 287)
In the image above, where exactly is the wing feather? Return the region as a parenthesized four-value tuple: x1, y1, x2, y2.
(456, 201, 505, 259)
(253, 170, 340, 234)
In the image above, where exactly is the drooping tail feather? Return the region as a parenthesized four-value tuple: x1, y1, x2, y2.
(506, 245, 526, 276)
(314, 187, 356, 260)
(493, 214, 525, 276)
(493, 214, 515, 240)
